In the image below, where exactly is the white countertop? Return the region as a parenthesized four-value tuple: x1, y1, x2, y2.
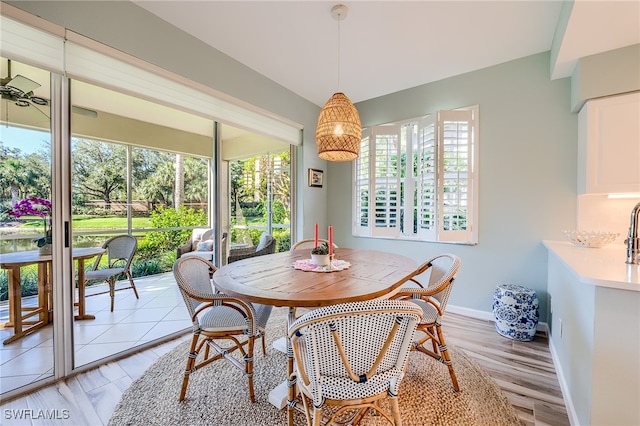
(543, 240, 640, 292)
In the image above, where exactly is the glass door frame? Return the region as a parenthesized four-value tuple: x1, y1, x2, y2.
(49, 72, 76, 379)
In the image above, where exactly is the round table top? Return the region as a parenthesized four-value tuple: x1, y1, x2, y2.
(213, 248, 418, 308)
(0, 247, 105, 267)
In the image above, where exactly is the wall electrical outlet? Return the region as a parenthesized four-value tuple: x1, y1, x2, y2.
(558, 318, 563, 338)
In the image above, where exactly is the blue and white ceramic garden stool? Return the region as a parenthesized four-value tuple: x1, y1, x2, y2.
(492, 284, 539, 341)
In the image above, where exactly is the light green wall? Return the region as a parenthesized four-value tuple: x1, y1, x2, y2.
(328, 52, 576, 322)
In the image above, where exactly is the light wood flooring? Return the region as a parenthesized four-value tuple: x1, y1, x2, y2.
(0, 310, 570, 426)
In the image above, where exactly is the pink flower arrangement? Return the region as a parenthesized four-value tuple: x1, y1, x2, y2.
(9, 197, 52, 247)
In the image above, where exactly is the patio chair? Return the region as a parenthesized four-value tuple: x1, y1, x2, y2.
(172, 256, 272, 402)
(83, 235, 138, 312)
(290, 238, 338, 251)
(289, 299, 422, 426)
(227, 232, 276, 263)
(178, 230, 227, 266)
(389, 253, 461, 391)
(176, 228, 214, 259)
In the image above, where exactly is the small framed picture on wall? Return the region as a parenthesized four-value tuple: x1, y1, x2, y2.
(308, 168, 323, 188)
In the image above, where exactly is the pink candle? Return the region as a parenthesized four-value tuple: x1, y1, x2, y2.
(314, 223, 319, 248)
(328, 226, 333, 256)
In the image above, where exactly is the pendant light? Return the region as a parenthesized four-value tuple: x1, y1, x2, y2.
(316, 4, 362, 162)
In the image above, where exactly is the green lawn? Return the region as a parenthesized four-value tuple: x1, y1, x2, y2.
(18, 215, 151, 229)
(71, 216, 151, 229)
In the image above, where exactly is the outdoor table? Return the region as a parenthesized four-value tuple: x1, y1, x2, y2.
(213, 247, 417, 426)
(0, 247, 105, 345)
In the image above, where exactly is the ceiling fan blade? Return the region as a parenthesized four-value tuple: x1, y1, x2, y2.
(30, 96, 48, 106)
(1, 97, 49, 124)
(6, 74, 40, 95)
(28, 101, 50, 120)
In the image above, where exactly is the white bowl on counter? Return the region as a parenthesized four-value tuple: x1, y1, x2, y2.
(561, 230, 620, 248)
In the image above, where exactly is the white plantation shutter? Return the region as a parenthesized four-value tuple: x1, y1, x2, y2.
(372, 126, 401, 237)
(353, 106, 478, 244)
(353, 128, 371, 236)
(400, 122, 417, 237)
(437, 109, 474, 242)
(417, 115, 437, 240)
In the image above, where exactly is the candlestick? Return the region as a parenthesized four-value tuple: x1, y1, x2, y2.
(328, 226, 333, 256)
(314, 223, 319, 248)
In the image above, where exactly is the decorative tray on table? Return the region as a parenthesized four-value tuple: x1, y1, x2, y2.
(292, 258, 351, 273)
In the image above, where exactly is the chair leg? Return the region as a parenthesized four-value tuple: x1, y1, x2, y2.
(127, 272, 139, 299)
(312, 407, 322, 426)
(428, 325, 438, 353)
(179, 333, 199, 401)
(246, 335, 256, 402)
(300, 392, 313, 426)
(389, 396, 403, 426)
(434, 323, 459, 391)
(109, 279, 115, 312)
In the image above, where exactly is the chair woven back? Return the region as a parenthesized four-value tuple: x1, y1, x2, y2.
(83, 235, 139, 312)
(102, 235, 137, 270)
(429, 254, 460, 304)
(289, 300, 421, 406)
(173, 256, 216, 319)
(410, 253, 460, 314)
(291, 239, 338, 251)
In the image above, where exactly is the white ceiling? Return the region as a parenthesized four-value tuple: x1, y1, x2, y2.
(133, 0, 640, 107)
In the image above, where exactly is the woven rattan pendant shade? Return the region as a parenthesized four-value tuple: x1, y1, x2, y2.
(315, 4, 362, 162)
(316, 92, 362, 161)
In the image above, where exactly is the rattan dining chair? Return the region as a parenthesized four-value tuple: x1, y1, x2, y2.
(83, 234, 138, 312)
(390, 253, 461, 391)
(290, 238, 338, 251)
(172, 256, 272, 402)
(289, 299, 422, 426)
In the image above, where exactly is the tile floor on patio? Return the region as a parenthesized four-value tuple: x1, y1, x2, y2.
(0, 272, 191, 394)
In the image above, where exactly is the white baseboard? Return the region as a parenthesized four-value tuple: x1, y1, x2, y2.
(447, 304, 495, 321)
(548, 338, 579, 426)
(447, 304, 549, 334)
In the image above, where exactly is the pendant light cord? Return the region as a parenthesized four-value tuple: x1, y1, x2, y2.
(337, 17, 341, 92)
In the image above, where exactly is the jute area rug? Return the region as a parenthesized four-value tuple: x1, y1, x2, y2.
(108, 307, 521, 426)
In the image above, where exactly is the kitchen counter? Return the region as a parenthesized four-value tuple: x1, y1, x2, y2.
(543, 240, 640, 292)
(545, 240, 640, 426)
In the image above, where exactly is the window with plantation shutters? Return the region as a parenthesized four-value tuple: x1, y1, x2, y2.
(353, 105, 478, 244)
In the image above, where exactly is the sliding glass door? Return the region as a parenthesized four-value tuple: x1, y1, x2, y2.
(0, 57, 56, 393)
(70, 80, 213, 367)
(227, 149, 292, 254)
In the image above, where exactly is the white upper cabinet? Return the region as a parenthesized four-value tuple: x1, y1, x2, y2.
(578, 92, 640, 194)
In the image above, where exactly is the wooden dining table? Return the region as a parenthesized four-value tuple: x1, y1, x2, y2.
(213, 247, 418, 426)
(0, 247, 105, 345)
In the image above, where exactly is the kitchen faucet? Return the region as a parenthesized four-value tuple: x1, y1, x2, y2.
(626, 201, 640, 264)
